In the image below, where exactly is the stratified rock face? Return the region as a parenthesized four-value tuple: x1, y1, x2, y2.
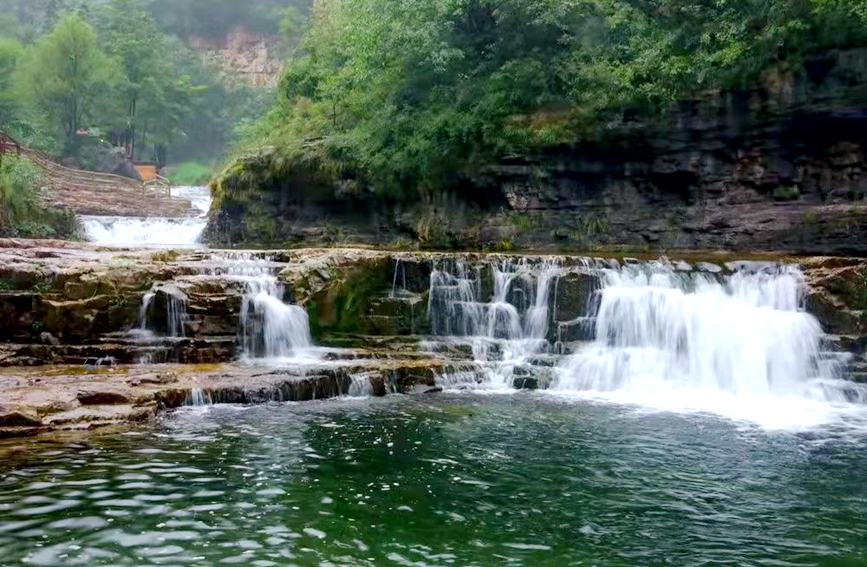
(0, 241, 247, 366)
(207, 48, 867, 255)
(190, 30, 282, 88)
(0, 360, 453, 437)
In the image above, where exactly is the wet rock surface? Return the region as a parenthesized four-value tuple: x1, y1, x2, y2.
(0, 356, 459, 437)
(1, 240, 867, 436)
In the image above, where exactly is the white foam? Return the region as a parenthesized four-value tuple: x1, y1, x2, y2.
(232, 256, 315, 362)
(82, 186, 211, 247)
(552, 264, 867, 429)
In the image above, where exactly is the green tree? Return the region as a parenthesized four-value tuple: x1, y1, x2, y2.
(17, 14, 118, 154)
(103, 0, 168, 159)
(0, 38, 25, 125)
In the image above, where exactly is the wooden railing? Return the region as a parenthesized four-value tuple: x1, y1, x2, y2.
(143, 174, 172, 197)
(0, 131, 172, 198)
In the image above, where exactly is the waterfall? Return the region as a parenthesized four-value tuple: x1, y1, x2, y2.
(229, 254, 314, 361)
(187, 388, 212, 407)
(348, 374, 375, 397)
(135, 286, 187, 338)
(82, 186, 211, 247)
(390, 259, 407, 298)
(137, 293, 155, 332)
(166, 294, 188, 338)
(81, 217, 208, 247)
(552, 263, 867, 425)
(426, 259, 561, 388)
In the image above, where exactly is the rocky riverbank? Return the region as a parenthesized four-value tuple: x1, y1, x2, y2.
(0, 357, 454, 438)
(2, 239, 867, 436)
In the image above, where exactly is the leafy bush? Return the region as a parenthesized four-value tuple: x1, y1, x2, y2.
(0, 153, 77, 239)
(0, 153, 43, 224)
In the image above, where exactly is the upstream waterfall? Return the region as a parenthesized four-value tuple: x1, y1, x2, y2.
(82, 186, 211, 247)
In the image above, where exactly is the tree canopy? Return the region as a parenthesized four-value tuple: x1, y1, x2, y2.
(17, 14, 118, 152)
(0, 0, 308, 166)
(237, 0, 867, 201)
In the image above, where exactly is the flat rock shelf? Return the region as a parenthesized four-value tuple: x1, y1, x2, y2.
(2, 239, 867, 436)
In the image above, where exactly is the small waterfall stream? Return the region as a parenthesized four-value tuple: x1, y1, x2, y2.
(226, 254, 314, 361)
(134, 252, 314, 363)
(427, 259, 562, 388)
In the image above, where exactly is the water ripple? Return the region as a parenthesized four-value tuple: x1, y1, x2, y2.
(0, 395, 864, 566)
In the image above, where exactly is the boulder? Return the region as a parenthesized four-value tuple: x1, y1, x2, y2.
(552, 271, 601, 323)
(0, 405, 42, 427)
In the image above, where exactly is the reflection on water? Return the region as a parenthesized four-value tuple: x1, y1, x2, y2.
(1, 394, 866, 566)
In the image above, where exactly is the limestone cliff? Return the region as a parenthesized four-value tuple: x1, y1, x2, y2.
(207, 48, 867, 256)
(190, 29, 282, 88)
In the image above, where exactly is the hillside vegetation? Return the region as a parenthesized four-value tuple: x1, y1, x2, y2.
(0, 0, 308, 166)
(222, 0, 867, 203)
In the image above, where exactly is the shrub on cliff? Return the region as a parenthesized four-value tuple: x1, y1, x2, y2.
(229, 0, 867, 202)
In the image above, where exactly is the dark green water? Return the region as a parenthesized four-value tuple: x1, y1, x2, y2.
(2, 394, 867, 566)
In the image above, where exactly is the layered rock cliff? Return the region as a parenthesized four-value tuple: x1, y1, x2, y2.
(190, 29, 282, 88)
(207, 48, 867, 255)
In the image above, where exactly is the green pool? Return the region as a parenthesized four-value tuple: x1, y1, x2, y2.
(2, 393, 866, 566)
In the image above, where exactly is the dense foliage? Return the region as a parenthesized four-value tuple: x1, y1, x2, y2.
(0, 0, 307, 238)
(237, 0, 867, 201)
(0, 0, 307, 164)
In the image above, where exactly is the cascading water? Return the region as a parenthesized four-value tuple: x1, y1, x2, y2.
(427, 259, 561, 388)
(166, 293, 188, 338)
(81, 216, 208, 246)
(82, 186, 211, 247)
(348, 373, 376, 397)
(227, 254, 314, 361)
(187, 388, 213, 407)
(135, 286, 188, 339)
(552, 262, 866, 427)
(137, 292, 155, 332)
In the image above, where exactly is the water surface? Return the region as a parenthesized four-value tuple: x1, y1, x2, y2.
(1, 394, 866, 566)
